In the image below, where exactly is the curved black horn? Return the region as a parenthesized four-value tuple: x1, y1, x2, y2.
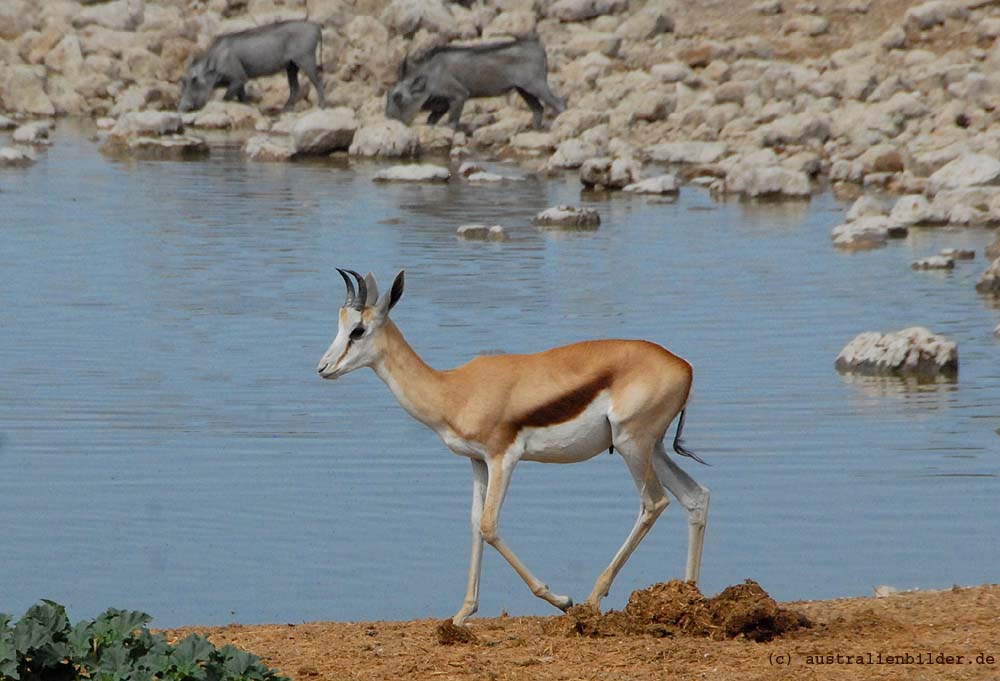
(345, 269, 367, 310)
(336, 268, 356, 308)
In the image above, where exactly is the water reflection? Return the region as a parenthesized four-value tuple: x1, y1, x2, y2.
(837, 371, 960, 399)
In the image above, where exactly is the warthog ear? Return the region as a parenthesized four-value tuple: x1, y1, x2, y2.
(398, 56, 408, 79)
(411, 75, 427, 93)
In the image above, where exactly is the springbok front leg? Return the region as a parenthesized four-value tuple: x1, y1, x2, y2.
(653, 442, 710, 582)
(585, 439, 668, 608)
(452, 459, 487, 625)
(480, 453, 573, 612)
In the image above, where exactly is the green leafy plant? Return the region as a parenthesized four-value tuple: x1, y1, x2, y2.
(0, 600, 288, 681)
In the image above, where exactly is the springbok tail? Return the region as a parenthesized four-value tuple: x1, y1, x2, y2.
(673, 408, 709, 466)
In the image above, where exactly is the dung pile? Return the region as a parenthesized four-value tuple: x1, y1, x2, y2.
(551, 579, 810, 642)
(436, 619, 478, 645)
(704, 580, 812, 642)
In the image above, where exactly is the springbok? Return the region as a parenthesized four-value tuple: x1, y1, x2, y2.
(317, 269, 710, 625)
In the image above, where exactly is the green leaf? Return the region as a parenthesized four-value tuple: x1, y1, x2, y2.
(0, 658, 19, 681)
(67, 621, 94, 660)
(0, 637, 19, 680)
(172, 635, 215, 665)
(114, 611, 153, 637)
(23, 601, 70, 637)
(94, 609, 153, 643)
(128, 627, 169, 659)
(0, 601, 286, 681)
(216, 645, 261, 679)
(171, 659, 208, 681)
(13, 618, 50, 652)
(134, 649, 172, 674)
(96, 643, 131, 680)
(31, 640, 70, 668)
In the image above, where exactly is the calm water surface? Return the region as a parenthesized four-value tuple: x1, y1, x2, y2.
(1, 123, 998, 627)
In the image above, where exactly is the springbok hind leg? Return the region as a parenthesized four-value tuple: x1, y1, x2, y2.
(652, 441, 710, 582)
(480, 452, 573, 612)
(585, 441, 668, 608)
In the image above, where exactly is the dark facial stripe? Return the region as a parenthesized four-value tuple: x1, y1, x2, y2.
(515, 373, 612, 429)
(332, 343, 351, 371)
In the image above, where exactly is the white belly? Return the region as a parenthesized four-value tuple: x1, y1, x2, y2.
(436, 393, 613, 464)
(518, 394, 612, 464)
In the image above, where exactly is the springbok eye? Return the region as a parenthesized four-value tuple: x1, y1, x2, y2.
(349, 325, 365, 341)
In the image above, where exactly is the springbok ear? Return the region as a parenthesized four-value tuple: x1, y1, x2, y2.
(376, 270, 405, 316)
(363, 272, 379, 307)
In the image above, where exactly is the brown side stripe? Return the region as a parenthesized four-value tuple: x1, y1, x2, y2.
(515, 373, 611, 429)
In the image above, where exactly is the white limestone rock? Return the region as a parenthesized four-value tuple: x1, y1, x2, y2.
(836, 327, 958, 377)
(349, 120, 419, 157)
(645, 141, 727, 165)
(104, 134, 209, 158)
(548, 0, 627, 22)
(72, 0, 145, 31)
(846, 195, 889, 222)
(904, 1, 968, 30)
(484, 10, 537, 38)
(0, 146, 36, 167)
(380, 0, 457, 37)
(373, 163, 451, 182)
(292, 108, 359, 155)
(244, 135, 295, 162)
(0, 66, 56, 116)
(759, 112, 831, 146)
(615, 0, 674, 40)
(928, 154, 1000, 194)
(782, 14, 829, 35)
(187, 101, 265, 131)
(580, 156, 641, 189)
(548, 138, 604, 169)
(930, 188, 1000, 227)
(976, 257, 1000, 295)
(457, 224, 508, 240)
(623, 174, 679, 195)
(911, 256, 954, 270)
(12, 121, 52, 145)
(510, 131, 555, 153)
(889, 194, 937, 225)
(109, 111, 183, 137)
(939, 248, 974, 260)
(752, 0, 783, 14)
(831, 216, 908, 250)
(533, 205, 601, 229)
(458, 162, 516, 182)
(726, 163, 811, 198)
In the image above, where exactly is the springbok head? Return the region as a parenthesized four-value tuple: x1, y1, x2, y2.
(317, 269, 405, 380)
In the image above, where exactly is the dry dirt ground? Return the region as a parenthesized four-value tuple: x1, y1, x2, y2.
(168, 580, 1000, 681)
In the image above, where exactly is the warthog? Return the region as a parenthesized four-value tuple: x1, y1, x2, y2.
(179, 20, 326, 112)
(385, 38, 565, 130)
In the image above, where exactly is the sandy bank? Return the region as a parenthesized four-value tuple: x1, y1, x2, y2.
(167, 582, 1000, 681)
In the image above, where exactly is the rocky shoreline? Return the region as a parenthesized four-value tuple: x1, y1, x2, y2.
(3, 0, 1000, 351)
